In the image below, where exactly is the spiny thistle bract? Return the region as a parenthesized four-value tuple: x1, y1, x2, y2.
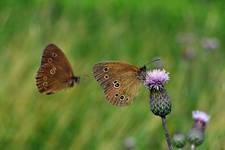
(187, 110, 210, 146)
(144, 69, 171, 117)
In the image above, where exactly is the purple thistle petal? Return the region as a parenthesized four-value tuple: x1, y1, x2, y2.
(144, 69, 169, 90)
(192, 110, 210, 123)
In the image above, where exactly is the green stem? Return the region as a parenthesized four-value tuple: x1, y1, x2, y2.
(161, 116, 173, 150)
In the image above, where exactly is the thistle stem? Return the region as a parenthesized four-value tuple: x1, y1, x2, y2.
(161, 116, 173, 150)
(191, 144, 195, 150)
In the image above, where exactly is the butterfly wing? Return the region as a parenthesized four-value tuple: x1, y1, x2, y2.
(93, 62, 143, 106)
(41, 44, 74, 76)
(36, 44, 76, 94)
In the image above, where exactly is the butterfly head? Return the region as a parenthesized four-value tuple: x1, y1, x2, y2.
(138, 65, 147, 81)
(69, 76, 80, 87)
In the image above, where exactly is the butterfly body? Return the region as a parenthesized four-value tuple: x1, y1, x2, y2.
(36, 44, 79, 95)
(93, 62, 146, 106)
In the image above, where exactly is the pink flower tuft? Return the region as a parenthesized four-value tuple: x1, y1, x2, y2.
(192, 110, 210, 123)
(144, 69, 169, 90)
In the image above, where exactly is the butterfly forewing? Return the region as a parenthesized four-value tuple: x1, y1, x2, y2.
(93, 62, 143, 106)
(36, 44, 78, 94)
(41, 44, 74, 76)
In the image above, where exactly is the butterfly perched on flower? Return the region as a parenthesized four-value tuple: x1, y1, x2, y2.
(35, 44, 80, 95)
(93, 61, 146, 106)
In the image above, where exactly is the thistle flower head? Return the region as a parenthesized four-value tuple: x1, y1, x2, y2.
(124, 137, 135, 150)
(144, 69, 169, 90)
(192, 110, 210, 124)
(201, 37, 220, 51)
(182, 47, 195, 60)
(187, 128, 204, 146)
(188, 110, 210, 146)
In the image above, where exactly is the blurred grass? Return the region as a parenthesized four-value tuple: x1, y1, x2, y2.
(0, 0, 225, 149)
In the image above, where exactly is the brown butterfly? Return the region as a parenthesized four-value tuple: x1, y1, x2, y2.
(93, 61, 146, 106)
(35, 44, 80, 95)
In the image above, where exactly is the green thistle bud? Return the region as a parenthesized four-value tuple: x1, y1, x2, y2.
(149, 88, 171, 117)
(172, 133, 186, 148)
(187, 128, 204, 146)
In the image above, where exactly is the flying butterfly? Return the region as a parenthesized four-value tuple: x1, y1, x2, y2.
(93, 61, 146, 106)
(35, 44, 80, 95)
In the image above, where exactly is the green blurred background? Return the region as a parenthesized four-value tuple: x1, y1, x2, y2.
(0, 0, 225, 149)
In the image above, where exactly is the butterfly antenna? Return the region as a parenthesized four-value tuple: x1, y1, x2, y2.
(145, 57, 164, 69)
(146, 57, 161, 65)
(77, 73, 92, 83)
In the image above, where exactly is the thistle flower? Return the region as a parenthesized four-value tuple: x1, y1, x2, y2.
(181, 48, 195, 61)
(124, 137, 135, 150)
(176, 32, 196, 45)
(188, 110, 210, 147)
(145, 69, 171, 117)
(145, 69, 173, 149)
(201, 37, 220, 51)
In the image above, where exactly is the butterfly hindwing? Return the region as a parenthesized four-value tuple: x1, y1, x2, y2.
(36, 63, 70, 94)
(93, 62, 142, 106)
